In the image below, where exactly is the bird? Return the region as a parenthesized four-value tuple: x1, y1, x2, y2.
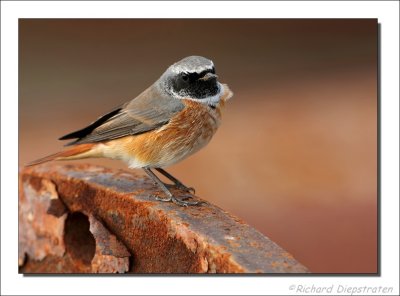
(28, 55, 233, 206)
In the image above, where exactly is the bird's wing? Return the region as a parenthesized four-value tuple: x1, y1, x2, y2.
(59, 86, 184, 146)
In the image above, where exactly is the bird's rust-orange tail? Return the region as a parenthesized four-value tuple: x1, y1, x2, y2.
(27, 143, 96, 166)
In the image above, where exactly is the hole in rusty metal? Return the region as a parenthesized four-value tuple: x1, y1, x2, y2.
(64, 212, 96, 265)
(47, 199, 68, 217)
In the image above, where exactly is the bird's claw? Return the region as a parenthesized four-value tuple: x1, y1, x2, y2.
(151, 194, 200, 207)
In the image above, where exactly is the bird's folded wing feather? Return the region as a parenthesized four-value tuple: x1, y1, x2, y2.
(59, 87, 184, 146)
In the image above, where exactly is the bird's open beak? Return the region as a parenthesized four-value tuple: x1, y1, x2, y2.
(199, 72, 218, 81)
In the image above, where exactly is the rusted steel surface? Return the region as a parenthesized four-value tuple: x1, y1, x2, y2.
(19, 163, 309, 273)
(19, 173, 130, 273)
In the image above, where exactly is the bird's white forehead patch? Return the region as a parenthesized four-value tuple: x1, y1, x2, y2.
(170, 61, 214, 74)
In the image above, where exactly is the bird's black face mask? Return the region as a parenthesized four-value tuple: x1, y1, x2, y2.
(170, 69, 219, 99)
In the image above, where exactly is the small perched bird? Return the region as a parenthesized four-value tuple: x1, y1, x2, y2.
(29, 56, 233, 206)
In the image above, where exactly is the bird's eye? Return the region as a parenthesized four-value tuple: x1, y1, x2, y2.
(182, 74, 189, 81)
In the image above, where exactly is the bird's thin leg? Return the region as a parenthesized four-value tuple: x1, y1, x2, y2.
(155, 168, 195, 194)
(143, 168, 199, 207)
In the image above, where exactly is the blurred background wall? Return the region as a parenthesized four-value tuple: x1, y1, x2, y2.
(19, 19, 377, 273)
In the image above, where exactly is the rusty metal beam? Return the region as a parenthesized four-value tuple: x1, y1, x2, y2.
(19, 163, 309, 273)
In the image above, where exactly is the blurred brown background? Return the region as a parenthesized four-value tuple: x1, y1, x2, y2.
(19, 19, 377, 273)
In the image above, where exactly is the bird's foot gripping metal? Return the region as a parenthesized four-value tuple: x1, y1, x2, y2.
(144, 168, 201, 207)
(152, 194, 201, 207)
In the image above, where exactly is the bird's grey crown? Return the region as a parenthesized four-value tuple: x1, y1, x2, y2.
(169, 56, 215, 74)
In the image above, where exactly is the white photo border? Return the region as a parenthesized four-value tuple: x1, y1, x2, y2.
(1, 1, 399, 295)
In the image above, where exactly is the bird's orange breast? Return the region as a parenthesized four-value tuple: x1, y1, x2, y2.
(101, 100, 220, 168)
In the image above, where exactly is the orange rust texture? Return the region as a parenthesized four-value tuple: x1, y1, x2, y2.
(18, 163, 309, 274)
(19, 172, 130, 273)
